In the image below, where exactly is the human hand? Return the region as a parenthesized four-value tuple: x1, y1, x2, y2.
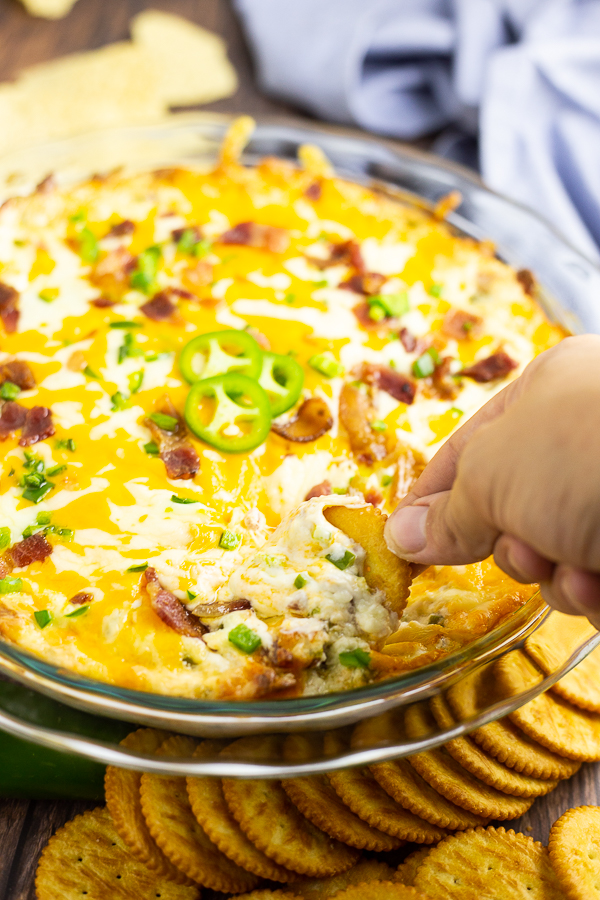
(384, 335, 600, 628)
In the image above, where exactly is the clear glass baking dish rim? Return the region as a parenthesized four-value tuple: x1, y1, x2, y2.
(0, 114, 596, 748)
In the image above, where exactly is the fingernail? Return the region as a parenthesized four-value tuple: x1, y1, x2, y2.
(385, 505, 428, 556)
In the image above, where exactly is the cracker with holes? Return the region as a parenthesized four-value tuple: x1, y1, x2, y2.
(549, 806, 600, 900)
(35, 806, 200, 900)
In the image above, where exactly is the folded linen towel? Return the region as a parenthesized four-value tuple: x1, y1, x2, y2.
(235, 0, 600, 260)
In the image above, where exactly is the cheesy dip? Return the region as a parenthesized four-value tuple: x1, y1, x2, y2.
(0, 119, 563, 700)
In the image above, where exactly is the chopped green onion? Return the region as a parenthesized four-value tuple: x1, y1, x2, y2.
(128, 370, 144, 394)
(177, 229, 200, 255)
(368, 291, 410, 319)
(0, 576, 23, 594)
(219, 531, 241, 551)
(149, 412, 178, 432)
(56, 438, 76, 452)
(118, 332, 144, 364)
(429, 283, 443, 298)
(145, 351, 159, 362)
(171, 495, 198, 505)
(127, 563, 148, 573)
(39, 287, 59, 303)
(228, 623, 261, 654)
(294, 573, 307, 589)
(412, 348, 440, 379)
(34, 609, 52, 628)
(284, 293, 296, 305)
(0, 381, 20, 401)
(109, 321, 142, 329)
(79, 227, 99, 264)
(65, 605, 89, 618)
(381, 474, 393, 487)
(130, 245, 161, 294)
(22, 526, 35, 538)
(22, 483, 53, 504)
(429, 614, 445, 625)
(370, 420, 387, 432)
(367, 303, 386, 322)
(0, 527, 10, 550)
(339, 648, 371, 669)
(144, 441, 159, 456)
(309, 352, 344, 378)
(187, 590, 197, 601)
(111, 391, 128, 411)
(69, 210, 86, 224)
(326, 549, 356, 571)
(193, 239, 211, 258)
(83, 365, 100, 380)
(46, 464, 66, 477)
(36, 512, 52, 526)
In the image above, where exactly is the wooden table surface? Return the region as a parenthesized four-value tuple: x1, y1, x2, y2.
(0, 0, 597, 895)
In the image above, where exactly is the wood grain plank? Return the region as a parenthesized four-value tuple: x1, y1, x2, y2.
(0, 801, 29, 899)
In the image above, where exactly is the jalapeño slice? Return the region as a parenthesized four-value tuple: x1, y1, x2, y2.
(185, 373, 271, 453)
(179, 329, 261, 384)
(258, 351, 304, 417)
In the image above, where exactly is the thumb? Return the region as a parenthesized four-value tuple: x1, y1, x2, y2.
(384, 487, 501, 566)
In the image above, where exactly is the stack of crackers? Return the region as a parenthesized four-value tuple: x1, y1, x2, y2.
(33, 612, 600, 898)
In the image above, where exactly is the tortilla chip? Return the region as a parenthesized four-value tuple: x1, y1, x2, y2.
(323, 505, 412, 616)
(186, 739, 298, 882)
(35, 806, 200, 900)
(548, 805, 600, 900)
(218, 115, 256, 167)
(394, 848, 431, 886)
(104, 728, 187, 881)
(282, 733, 401, 852)
(19, 0, 77, 17)
(414, 826, 565, 899)
(292, 860, 395, 900)
(298, 144, 334, 178)
(525, 611, 600, 712)
(447, 662, 581, 779)
(328, 883, 431, 900)
(140, 734, 258, 892)
(429, 694, 559, 797)
(496, 650, 600, 761)
(324, 731, 446, 843)
(131, 10, 238, 107)
(404, 702, 534, 820)
(221, 735, 359, 877)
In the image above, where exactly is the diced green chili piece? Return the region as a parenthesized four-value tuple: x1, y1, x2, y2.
(23, 483, 53, 504)
(429, 614, 445, 625)
(179, 329, 262, 384)
(109, 321, 142, 329)
(228, 623, 261, 654)
(127, 563, 148, 573)
(219, 531, 241, 550)
(149, 412, 178, 432)
(0, 381, 20, 400)
(128, 370, 144, 394)
(381, 474, 393, 486)
(429, 283, 443, 297)
(368, 291, 410, 319)
(258, 351, 304, 417)
(370, 420, 387, 432)
(130, 245, 161, 293)
(80, 227, 99, 264)
(326, 549, 356, 570)
(0, 527, 10, 549)
(177, 228, 207, 256)
(332, 487, 348, 495)
(46, 464, 66, 477)
(34, 609, 52, 628)
(171, 495, 198, 505)
(144, 441, 159, 456)
(185, 373, 271, 454)
(187, 590, 197, 601)
(111, 392, 128, 411)
(36, 512, 52, 526)
(66, 605, 89, 618)
(0, 576, 23, 594)
(83, 365, 100, 380)
(309, 352, 344, 378)
(56, 438, 76, 451)
(412, 348, 440, 379)
(294, 573, 307, 589)
(339, 648, 371, 669)
(367, 303, 386, 322)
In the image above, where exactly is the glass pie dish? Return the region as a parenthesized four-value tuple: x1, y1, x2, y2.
(0, 113, 598, 776)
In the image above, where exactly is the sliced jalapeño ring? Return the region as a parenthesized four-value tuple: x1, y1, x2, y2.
(179, 329, 262, 384)
(185, 372, 272, 453)
(258, 351, 304, 417)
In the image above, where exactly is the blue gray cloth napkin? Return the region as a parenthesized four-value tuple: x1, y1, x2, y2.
(234, 0, 600, 261)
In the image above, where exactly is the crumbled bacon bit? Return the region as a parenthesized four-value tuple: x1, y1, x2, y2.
(0, 283, 19, 333)
(355, 363, 416, 406)
(431, 356, 459, 401)
(172, 225, 202, 243)
(0, 402, 27, 439)
(143, 567, 206, 639)
(193, 599, 252, 617)
(307, 239, 364, 272)
(107, 220, 135, 238)
(0, 360, 35, 391)
(90, 296, 116, 308)
(19, 406, 55, 446)
(7, 533, 52, 568)
(141, 291, 177, 322)
(169, 287, 195, 301)
(271, 398, 333, 443)
(442, 309, 483, 341)
(145, 396, 200, 481)
(304, 480, 332, 501)
(70, 592, 94, 606)
(352, 302, 379, 330)
(220, 222, 290, 254)
(517, 269, 536, 296)
(340, 272, 386, 295)
(93, 247, 137, 280)
(339, 383, 387, 465)
(460, 351, 518, 383)
(183, 258, 213, 288)
(304, 181, 322, 201)
(399, 327, 417, 353)
(161, 446, 200, 481)
(365, 489, 384, 507)
(36, 174, 56, 194)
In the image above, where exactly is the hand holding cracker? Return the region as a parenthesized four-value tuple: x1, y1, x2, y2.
(385, 334, 600, 628)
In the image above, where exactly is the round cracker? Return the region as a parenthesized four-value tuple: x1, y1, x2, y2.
(414, 826, 564, 899)
(35, 806, 200, 900)
(187, 739, 298, 883)
(447, 662, 581, 779)
(221, 735, 359, 877)
(430, 694, 558, 797)
(140, 734, 258, 892)
(329, 883, 430, 899)
(292, 860, 395, 900)
(282, 733, 401, 852)
(496, 650, 600, 761)
(324, 731, 446, 843)
(404, 702, 535, 820)
(105, 727, 187, 882)
(394, 848, 431, 886)
(525, 611, 600, 712)
(548, 806, 600, 900)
